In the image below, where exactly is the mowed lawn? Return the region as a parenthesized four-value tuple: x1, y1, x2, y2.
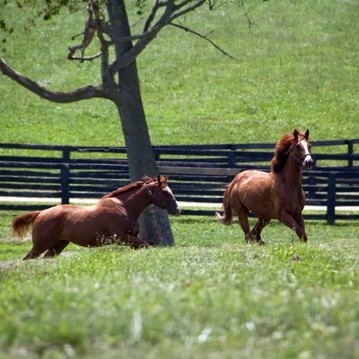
(0, 0, 359, 358)
(0, 212, 358, 358)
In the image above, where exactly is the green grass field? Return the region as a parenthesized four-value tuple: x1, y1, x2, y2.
(0, 0, 358, 358)
(1, 212, 358, 359)
(1, 0, 358, 146)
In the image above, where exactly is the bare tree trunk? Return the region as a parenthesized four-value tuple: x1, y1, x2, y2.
(108, 0, 174, 246)
(113, 94, 174, 246)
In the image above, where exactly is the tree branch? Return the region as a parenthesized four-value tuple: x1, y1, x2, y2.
(67, 52, 102, 62)
(143, 0, 162, 33)
(169, 0, 206, 22)
(110, 0, 212, 72)
(110, 29, 158, 72)
(170, 23, 236, 60)
(239, 0, 256, 30)
(94, 5, 118, 94)
(0, 57, 111, 103)
(174, 0, 200, 12)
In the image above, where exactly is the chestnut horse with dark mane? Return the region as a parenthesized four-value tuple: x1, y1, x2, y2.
(13, 176, 180, 259)
(216, 129, 314, 244)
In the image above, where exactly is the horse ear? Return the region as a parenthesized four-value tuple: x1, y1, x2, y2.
(157, 175, 168, 188)
(293, 129, 298, 140)
(305, 129, 310, 139)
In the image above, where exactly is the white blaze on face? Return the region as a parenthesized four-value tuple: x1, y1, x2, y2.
(164, 184, 180, 214)
(165, 185, 177, 203)
(300, 140, 313, 166)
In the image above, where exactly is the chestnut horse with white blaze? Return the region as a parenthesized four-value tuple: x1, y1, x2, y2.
(216, 129, 314, 244)
(13, 176, 180, 259)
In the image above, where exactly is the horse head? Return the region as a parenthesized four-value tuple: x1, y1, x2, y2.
(291, 129, 314, 169)
(145, 175, 181, 215)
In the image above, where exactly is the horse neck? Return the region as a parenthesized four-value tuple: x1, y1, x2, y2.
(116, 185, 152, 218)
(278, 156, 303, 187)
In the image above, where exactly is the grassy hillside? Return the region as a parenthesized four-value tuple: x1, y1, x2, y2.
(0, 0, 358, 146)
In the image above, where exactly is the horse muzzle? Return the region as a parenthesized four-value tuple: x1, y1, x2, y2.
(167, 202, 181, 216)
(302, 154, 314, 169)
(169, 207, 181, 216)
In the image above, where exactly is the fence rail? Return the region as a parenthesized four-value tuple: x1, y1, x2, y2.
(1, 140, 359, 223)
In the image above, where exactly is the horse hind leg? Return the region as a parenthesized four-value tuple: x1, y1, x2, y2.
(23, 228, 64, 260)
(23, 245, 47, 260)
(23, 233, 52, 260)
(23, 249, 39, 260)
(43, 240, 70, 258)
(235, 204, 252, 243)
(250, 218, 270, 245)
(24, 239, 68, 260)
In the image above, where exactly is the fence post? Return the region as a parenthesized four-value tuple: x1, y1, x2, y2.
(61, 147, 71, 204)
(227, 145, 236, 168)
(226, 145, 236, 182)
(153, 147, 160, 162)
(61, 164, 70, 204)
(307, 174, 317, 199)
(62, 146, 70, 162)
(348, 140, 353, 167)
(326, 174, 336, 224)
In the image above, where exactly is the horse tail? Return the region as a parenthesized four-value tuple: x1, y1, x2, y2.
(12, 211, 41, 239)
(215, 186, 233, 225)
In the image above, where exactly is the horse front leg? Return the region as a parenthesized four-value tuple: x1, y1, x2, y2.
(279, 212, 308, 242)
(293, 212, 308, 242)
(122, 233, 150, 249)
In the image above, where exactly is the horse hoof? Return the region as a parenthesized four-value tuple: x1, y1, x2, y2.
(139, 243, 150, 248)
(130, 242, 150, 249)
(245, 239, 256, 245)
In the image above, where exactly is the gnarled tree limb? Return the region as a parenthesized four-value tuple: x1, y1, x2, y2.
(0, 57, 111, 103)
(67, 52, 102, 62)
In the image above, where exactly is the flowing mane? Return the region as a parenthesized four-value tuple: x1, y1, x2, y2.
(103, 181, 144, 199)
(102, 177, 157, 199)
(271, 129, 308, 173)
(270, 132, 293, 173)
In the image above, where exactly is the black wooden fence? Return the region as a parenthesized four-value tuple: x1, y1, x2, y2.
(1, 139, 359, 223)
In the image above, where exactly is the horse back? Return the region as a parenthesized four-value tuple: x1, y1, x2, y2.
(55, 201, 131, 246)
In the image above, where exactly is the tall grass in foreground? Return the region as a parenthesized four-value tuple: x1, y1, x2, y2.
(0, 214, 358, 358)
